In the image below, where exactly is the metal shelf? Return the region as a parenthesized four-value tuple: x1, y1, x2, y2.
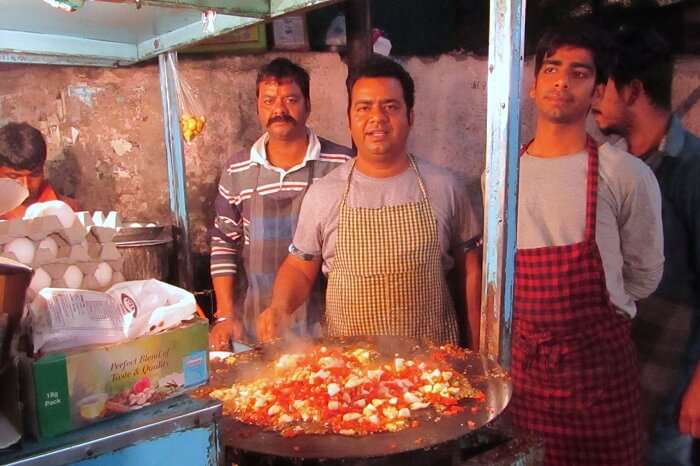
(0, 0, 338, 67)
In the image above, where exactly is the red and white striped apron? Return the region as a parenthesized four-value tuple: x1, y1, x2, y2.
(510, 137, 642, 465)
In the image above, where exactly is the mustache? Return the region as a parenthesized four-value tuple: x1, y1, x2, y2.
(267, 114, 297, 126)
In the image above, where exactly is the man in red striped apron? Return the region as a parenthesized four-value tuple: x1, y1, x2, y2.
(256, 57, 483, 347)
(509, 24, 664, 465)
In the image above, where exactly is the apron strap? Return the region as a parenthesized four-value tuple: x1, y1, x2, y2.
(341, 155, 429, 207)
(583, 136, 599, 243)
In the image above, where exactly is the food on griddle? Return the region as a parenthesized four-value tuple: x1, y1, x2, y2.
(209, 344, 483, 437)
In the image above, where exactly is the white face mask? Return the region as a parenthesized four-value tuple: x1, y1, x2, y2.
(0, 178, 28, 215)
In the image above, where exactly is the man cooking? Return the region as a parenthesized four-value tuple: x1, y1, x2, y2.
(209, 58, 352, 348)
(508, 24, 663, 465)
(256, 56, 483, 347)
(0, 122, 78, 220)
(591, 27, 700, 465)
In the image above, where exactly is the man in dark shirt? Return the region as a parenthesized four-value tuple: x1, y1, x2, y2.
(593, 27, 700, 465)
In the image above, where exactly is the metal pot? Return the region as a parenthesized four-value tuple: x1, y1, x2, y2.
(204, 336, 512, 462)
(115, 226, 173, 282)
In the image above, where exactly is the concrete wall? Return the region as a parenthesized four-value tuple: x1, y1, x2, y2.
(1, 52, 699, 256)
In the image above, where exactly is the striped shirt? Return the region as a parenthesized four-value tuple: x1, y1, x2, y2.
(210, 128, 353, 277)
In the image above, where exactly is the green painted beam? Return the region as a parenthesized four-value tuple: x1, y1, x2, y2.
(137, 15, 262, 60)
(0, 51, 135, 67)
(0, 30, 136, 66)
(144, 0, 269, 17)
(269, 0, 342, 17)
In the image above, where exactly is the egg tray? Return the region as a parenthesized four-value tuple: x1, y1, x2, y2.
(0, 240, 122, 269)
(0, 216, 88, 246)
(24, 260, 126, 300)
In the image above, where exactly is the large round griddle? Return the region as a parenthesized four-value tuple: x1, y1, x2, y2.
(205, 336, 511, 460)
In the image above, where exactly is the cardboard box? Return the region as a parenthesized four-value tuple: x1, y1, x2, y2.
(181, 22, 267, 54)
(272, 15, 309, 50)
(23, 319, 208, 438)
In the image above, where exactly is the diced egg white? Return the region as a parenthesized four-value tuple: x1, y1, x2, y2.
(319, 357, 344, 369)
(404, 392, 421, 404)
(441, 371, 453, 381)
(327, 383, 341, 396)
(371, 399, 385, 407)
(267, 405, 281, 415)
(354, 399, 366, 408)
(398, 408, 411, 418)
(275, 354, 302, 369)
(410, 401, 430, 410)
(389, 397, 398, 405)
(343, 412, 362, 422)
(383, 407, 398, 419)
(328, 400, 340, 410)
(363, 404, 377, 416)
(345, 376, 367, 389)
(279, 414, 293, 424)
(368, 414, 380, 424)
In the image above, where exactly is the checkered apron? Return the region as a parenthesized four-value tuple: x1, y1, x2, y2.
(510, 138, 642, 465)
(325, 156, 459, 345)
(240, 163, 323, 341)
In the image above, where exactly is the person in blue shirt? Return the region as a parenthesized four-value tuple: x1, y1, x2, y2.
(593, 26, 700, 465)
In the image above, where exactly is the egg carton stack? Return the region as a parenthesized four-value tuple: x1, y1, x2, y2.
(0, 210, 125, 300)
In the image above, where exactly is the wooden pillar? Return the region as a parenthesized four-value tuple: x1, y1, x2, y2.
(344, 0, 372, 73)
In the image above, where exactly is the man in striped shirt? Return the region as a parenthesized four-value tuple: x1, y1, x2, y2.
(209, 58, 352, 349)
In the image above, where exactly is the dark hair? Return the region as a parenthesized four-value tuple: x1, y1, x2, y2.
(346, 56, 415, 116)
(0, 122, 47, 171)
(535, 22, 613, 85)
(256, 58, 310, 104)
(609, 27, 673, 110)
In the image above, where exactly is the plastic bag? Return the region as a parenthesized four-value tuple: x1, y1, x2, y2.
(29, 280, 197, 353)
(106, 279, 196, 339)
(30, 288, 125, 353)
(166, 58, 206, 143)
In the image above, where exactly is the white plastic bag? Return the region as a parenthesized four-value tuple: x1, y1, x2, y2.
(30, 288, 125, 353)
(106, 279, 196, 339)
(30, 280, 197, 353)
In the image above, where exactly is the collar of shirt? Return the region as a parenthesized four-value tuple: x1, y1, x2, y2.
(249, 127, 321, 178)
(642, 115, 685, 172)
(657, 115, 686, 158)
